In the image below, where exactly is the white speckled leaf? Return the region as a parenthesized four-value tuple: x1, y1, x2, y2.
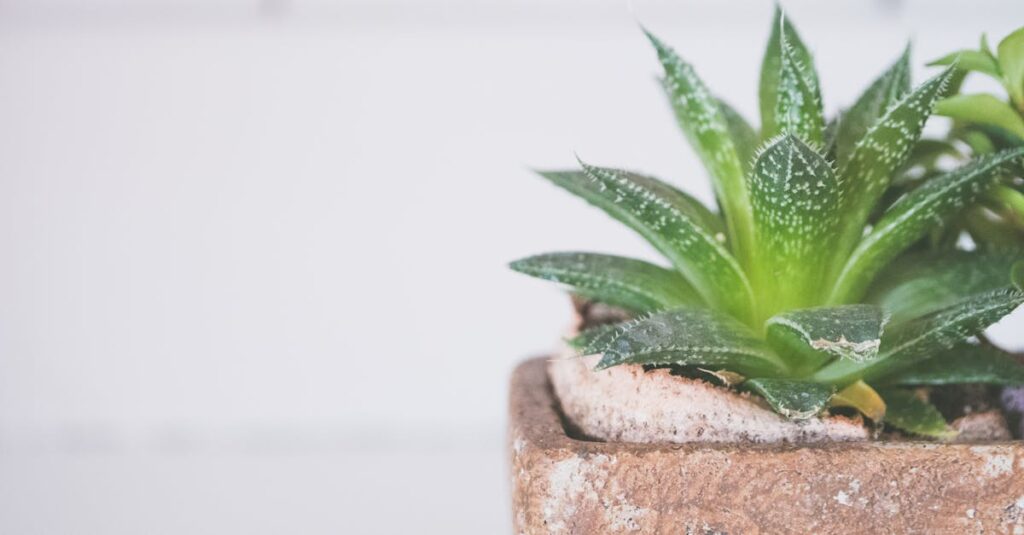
(744, 378, 834, 420)
(832, 67, 957, 265)
(766, 305, 888, 373)
(537, 166, 754, 320)
(831, 147, 1024, 303)
(769, 15, 824, 144)
(884, 344, 1024, 386)
(648, 31, 755, 265)
(568, 323, 623, 355)
(877, 388, 955, 439)
(509, 252, 703, 313)
(592, 307, 787, 378)
(759, 9, 821, 143)
(866, 249, 1024, 324)
(748, 134, 839, 310)
(814, 287, 1024, 385)
(835, 46, 911, 166)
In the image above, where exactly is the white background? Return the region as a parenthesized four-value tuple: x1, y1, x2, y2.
(0, 0, 1022, 533)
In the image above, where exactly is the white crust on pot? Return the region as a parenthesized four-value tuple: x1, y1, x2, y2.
(549, 349, 870, 444)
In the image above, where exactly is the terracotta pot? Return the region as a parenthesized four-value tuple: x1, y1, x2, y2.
(509, 357, 1024, 534)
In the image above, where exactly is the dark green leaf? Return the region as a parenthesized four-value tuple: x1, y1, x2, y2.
(830, 147, 1024, 303)
(814, 287, 1024, 385)
(568, 323, 622, 355)
(718, 99, 759, 174)
(537, 166, 755, 321)
(748, 134, 840, 311)
(648, 31, 756, 264)
(836, 45, 912, 166)
(878, 388, 956, 439)
(936, 94, 1024, 140)
(509, 252, 702, 313)
(744, 378, 834, 420)
(831, 67, 958, 271)
(592, 307, 787, 378)
(866, 249, 1024, 324)
(883, 344, 1024, 386)
(766, 305, 888, 374)
(759, 9, 823, 144)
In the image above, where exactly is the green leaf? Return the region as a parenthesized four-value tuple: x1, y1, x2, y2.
(883, 343, 1024, 386)
(717, 99, 759, 174)
(867, 249, 1024, 324)
(830, 147, 1024, 304)
(568, 323, 622, 355)
(928, 49, 1001, 79)
(744, 378, 833, 420)
(536, 166, 754, 321)
(836, 45, 912, 166)
(748, 134, 840, 311)
(997, 26, 1024, 109)
(759, 9, 823, 144)
(831, 67, 958, 271)
(591, 307, 787, 378)
(936, 94, 1024, 140)
(647, 31, 756, 265)
(877, 388, 956, 439)
(766, 305, 889, 374)
(509, 252, 702, 313)
(814, 287, 1024, 385)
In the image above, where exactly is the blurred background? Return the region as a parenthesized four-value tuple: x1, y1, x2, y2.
(0, 0, 1022, 533)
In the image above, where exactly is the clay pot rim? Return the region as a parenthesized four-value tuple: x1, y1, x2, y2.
(511, 356, 1024, 455)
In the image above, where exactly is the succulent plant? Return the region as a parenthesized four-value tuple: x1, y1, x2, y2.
(511, 10, 1024, 438)
(901, 25, 1024, 247)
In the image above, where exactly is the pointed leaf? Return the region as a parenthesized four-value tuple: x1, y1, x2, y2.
(568, 323, 622, 355)
(537, 165, 754, 321)
(717, 99, 759, 173)
(815, 287, 1024, 385)
(997, 26, 1024, 109)
(836, 46, 912, 166)
(935, 94, 1024, 140)
(831, 147, 1024, 303)
(591, 307, 787, 378)
(832, 67, 958, 266)
(509, 252, 702, 313)
(831, 380, 886, 422)
(884, 343, 1024, 386)
(744, 378, 833, 420)
(749, 134, 840, 310)
(928, 49, 1000, 79)
(648, 30, 756, 264)
(867, 249, 1024, 324)
(770, 14, 823, 142)
(759, 9, 823, 143)
(878, 388, 956, 439)
(766, 305, 889, 375)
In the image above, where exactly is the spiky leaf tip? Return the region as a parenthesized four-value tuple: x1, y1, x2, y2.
(509, 252, 702, 313)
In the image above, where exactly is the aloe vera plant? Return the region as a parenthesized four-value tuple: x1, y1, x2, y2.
(511, 10, 1024, 438)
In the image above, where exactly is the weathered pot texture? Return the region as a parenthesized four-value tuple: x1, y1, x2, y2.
(509, 358, 1024, 534)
